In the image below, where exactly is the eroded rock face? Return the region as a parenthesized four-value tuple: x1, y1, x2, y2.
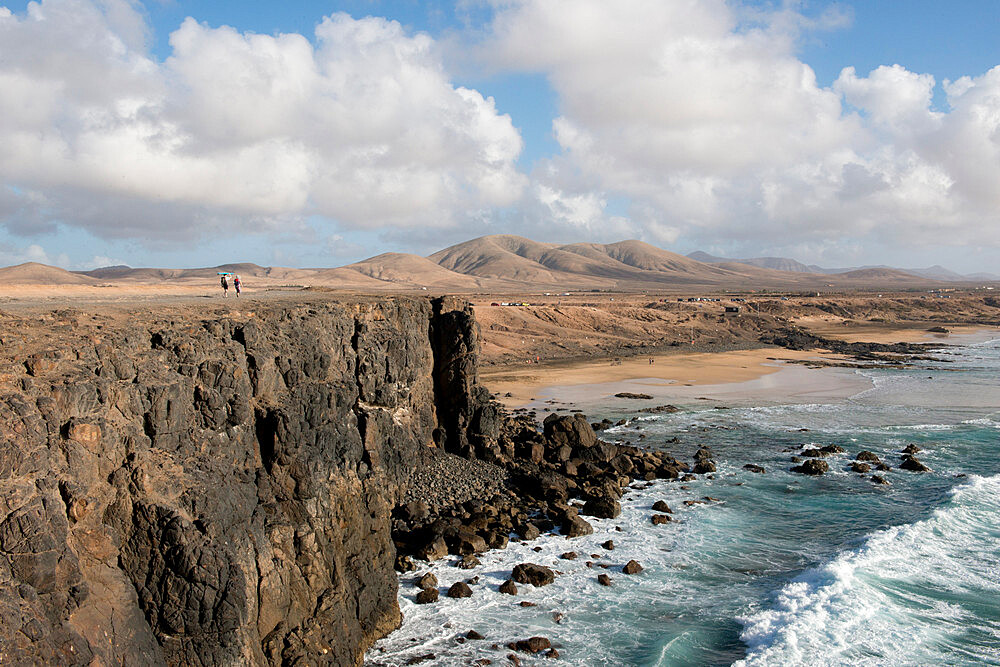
(0, 297, 494, 665)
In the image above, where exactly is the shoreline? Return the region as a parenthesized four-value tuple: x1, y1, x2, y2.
(480, 326, 1000, 411)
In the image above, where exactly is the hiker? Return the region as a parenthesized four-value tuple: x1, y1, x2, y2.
(233, 274, 242, 297)
(220, 274, 229, 296)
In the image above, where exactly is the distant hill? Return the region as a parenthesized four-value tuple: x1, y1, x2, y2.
(342, 253, 497, 289)
(689, 251, 989, 281)
(428, 235, 785, 288)
(687, 251, 815, 273)
(5, 238, 991, 292)
(0, 262, 97, 285)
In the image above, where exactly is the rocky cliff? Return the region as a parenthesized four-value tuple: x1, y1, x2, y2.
(0, 296, 497, 665)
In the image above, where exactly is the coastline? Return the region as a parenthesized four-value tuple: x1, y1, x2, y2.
(480, 326, 1000, 411)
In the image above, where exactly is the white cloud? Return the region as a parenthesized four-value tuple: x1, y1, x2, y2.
(0, 1, 525, 243)
(481, 0, 1000, 254)
(0, 241, 70, 268)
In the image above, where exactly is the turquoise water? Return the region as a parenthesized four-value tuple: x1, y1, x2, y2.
(367, 336, 1000, 666)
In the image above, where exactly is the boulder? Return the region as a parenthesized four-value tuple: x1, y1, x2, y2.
(395, 555, 415, 572)
(458, 555, 480, 569)
(513, 637, 551, 654)
(651, 500, 672, 513)
(466, 630, 484, 640)
(622, 560, 643, 575)
(856, 451, 881, 463)
(901, 444, 922, 455)
(447, 582, 473, 598)
(597, 574, 613, 586)
(651, 514, 671, 525)
(614, 392, 653, 399)
(562, 515, 594, 538)
(498, 579, 518, 595)
(601, 540, 615, 551)
(870, 475, 890, 485)
(448, 581, 472, 598)
(418, 536, 449, 561)
(543, 413, 597, 450)
(417, 573, 438, 590)
(791, 459, 829, 475)
(415, 588, 439, 604)
(559, 552, 578, 560)
(693, 460, 716, 474)
(511, 563, 555, 587)
(900, 455, 930, 472)
(581, 496, 621, 519)
(518, 523, 541, 540)
(743, 464, 766, 473)
(451, 527, 487, 555)
(850, 462, 871, 473)
(799, 448, 830, 458)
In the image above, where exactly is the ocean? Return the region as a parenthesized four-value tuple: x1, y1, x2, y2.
(366, 334, 1000, 666)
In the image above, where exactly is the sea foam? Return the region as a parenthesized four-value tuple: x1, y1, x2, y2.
(735, 474, 1000, 666)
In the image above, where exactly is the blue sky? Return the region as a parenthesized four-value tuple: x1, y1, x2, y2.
(1, 0, 998, 273)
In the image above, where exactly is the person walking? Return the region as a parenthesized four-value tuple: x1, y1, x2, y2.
(233, 274, 242, 297)
(220, 273, 229, 297)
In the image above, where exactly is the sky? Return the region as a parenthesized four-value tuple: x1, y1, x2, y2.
(0, 0, 998, 273)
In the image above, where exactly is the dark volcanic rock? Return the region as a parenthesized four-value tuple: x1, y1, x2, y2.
(498, 579, 518, 595)
(651, 500, 673, 512)
(901, 444, 922, 455)
(900, 455, 931, 472)
(447, 582, 473, 598)
(562, 515, 594, 537)
(597, 574, 613, 586)
(511, 563, 555, 587)
(743, 464, 766, 474)
(800, 448, 831, 458)
(514, 636, 551, 653)
(850, 462, 872, 473)
(0, 297, 498, 666)
(791, 459, 829, 475)
(581, 496, 621, 519)
(639, 405, 680, 414)
(622, 560, 643, 575)
(651, 514, 672, 525)
(614, 392, 653, 400)
(417, 573, 438, 590)
(415, 588, 439, 605)
(856, 451, 882, 463)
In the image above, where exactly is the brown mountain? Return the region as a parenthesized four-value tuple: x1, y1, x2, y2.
(0, 262, 97, 285)
(341, 253, 498, 289)
(2, 236, 955, 292)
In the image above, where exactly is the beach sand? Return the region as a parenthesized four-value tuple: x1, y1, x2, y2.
(481, 348, 863, 408)
(481, 326, 1000, 413)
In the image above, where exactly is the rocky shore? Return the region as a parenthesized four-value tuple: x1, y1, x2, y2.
(0, 295, 975, 665)
(389, 409, 694, 581)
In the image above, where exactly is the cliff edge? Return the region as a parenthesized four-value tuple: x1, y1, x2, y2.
(0, 297, 495, 665)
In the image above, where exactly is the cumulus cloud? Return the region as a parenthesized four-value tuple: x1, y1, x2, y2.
(0, 0, 525, 243)
(480, 0, 1000, 254)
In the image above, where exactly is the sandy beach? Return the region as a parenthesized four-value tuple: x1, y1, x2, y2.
(480, 326, 1000, 412)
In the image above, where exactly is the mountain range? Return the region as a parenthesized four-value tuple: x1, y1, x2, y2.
(687, 251, 999, 282)
(0, 235, 995, 292)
